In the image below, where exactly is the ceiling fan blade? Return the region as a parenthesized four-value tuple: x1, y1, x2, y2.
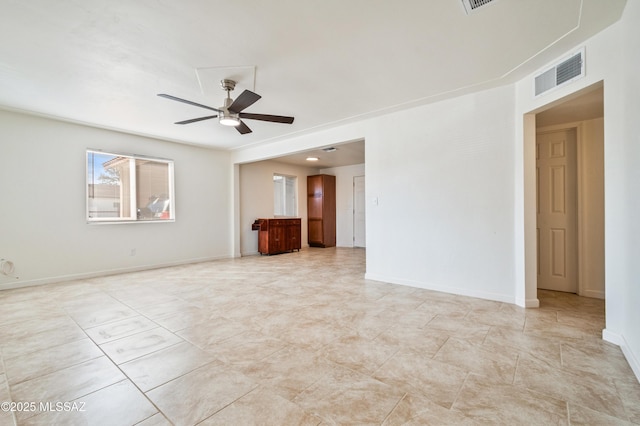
(235, 120, 252, 134)
(228, 90, 261, 113)
(157, 94, 221, 113)
(239, 113, 295, 124)
(175, 115, 218, 125)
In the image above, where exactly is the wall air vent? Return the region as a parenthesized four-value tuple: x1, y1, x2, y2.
(534, 48, 585, 97)
(461, 0, 496, 14)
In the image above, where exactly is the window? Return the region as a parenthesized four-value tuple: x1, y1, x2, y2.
(87, 150, 175, 222)
(273, 174, 297, 217)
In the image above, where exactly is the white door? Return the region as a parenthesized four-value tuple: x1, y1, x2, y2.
(353, 175, 366, 247)
(537, 129, 577, 292)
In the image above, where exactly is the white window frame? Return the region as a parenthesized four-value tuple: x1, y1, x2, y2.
(86, 149, 175, 223)
(273, 173, 298, 217)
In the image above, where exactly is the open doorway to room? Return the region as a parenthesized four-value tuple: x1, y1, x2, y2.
(533, 82, 605, 299)
(236, 138, 366, 256)
(353, 175, 366, 248)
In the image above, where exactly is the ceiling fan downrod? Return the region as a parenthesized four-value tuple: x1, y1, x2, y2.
(219, 79, 240, 126)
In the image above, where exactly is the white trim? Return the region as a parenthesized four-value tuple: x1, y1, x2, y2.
(86, 149, 175, 223)
(516, 297, 540, 308)
(603, 329, 640, 382)
(0, 255, 233, 291)
(353, 174, 366, 248)
(128, 157, 137, 218)
(364, 273, 515, 304)
(582, 289, 604, 299)
(575, 123, 585, 297)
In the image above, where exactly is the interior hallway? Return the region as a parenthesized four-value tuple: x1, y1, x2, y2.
(0, 248, 638, 425)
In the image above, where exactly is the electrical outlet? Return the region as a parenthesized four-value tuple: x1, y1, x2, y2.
(1, 259, 16, 276)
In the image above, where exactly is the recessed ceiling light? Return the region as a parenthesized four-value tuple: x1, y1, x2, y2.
(306, 157, 319, 161)
(322, 147, 337, 152)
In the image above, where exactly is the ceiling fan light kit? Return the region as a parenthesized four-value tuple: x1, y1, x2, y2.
(218, 113, 241, 127)
(158, 79, 294, 135)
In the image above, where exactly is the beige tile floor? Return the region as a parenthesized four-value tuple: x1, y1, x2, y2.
(0, 247, 638, 425)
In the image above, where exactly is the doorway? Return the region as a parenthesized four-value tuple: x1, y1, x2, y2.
(533, 83, 605, 298)
(353, 175, 366, 247)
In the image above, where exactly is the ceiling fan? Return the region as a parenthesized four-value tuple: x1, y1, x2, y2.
(158, 79, 294, 135)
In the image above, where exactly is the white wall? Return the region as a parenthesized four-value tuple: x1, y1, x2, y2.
(515, 2, 640, 379)
(365, 86, 516, 302)
(320, 163, 365, 248)
(0, 110, 232, 289)
(612, 0, 640, 380)
(239, 160, 319, 255)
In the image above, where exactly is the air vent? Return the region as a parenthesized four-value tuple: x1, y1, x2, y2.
(534, 49, 585, 97)
(462, 0, 496, 14)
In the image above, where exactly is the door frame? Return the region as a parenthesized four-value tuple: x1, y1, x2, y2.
(353, 175, 366, 248)
(519, 82, 606, 308)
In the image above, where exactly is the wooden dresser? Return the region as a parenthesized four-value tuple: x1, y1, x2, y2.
(252, 218, 302, 255)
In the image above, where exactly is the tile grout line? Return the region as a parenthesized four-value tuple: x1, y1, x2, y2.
(0, 351, 18, 426)
(448, 371, 472, 412)
(380, 392, 408, 425)
(68, 312, 176, 425)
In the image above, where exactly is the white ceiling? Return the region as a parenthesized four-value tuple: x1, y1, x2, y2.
(0, 0, 626, 154)
(271, 139, 365, 169)
(536, 83, 603, 128)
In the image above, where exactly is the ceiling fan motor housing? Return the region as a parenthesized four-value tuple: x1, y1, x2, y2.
(220, 79, 237, 92)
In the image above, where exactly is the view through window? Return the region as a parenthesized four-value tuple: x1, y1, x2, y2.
(87, 150, 175, 222)
(273, 174, 297, 217)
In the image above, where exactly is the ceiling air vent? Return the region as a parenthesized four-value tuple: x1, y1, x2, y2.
(534, 48, 585, 97)
(462, 0, 496, 14)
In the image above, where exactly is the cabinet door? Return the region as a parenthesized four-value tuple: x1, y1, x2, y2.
(308, 218, 323, 244)
(269, 225, 285, 253)
(286, 222, 301, 250)
(257, 220, 269, 254)
(308, 175, 323, 218)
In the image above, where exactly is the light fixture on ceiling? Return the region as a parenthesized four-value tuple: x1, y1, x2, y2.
(218, 81, 241, 126)
(322, 147, 337, 153)
(158, 78, 294, 135)
(306, 157, 319, 161)
(218, 113, 241, 126)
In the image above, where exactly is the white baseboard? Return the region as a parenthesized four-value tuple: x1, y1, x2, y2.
(603, 328, 640, 382)
(0, 255, 233, 291)
(364, 273, 515, 304)
(515, 297, 540, 308)
(582, 289, 605, 299)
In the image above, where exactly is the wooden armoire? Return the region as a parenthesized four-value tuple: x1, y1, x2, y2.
(307, 174, 336, 248)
